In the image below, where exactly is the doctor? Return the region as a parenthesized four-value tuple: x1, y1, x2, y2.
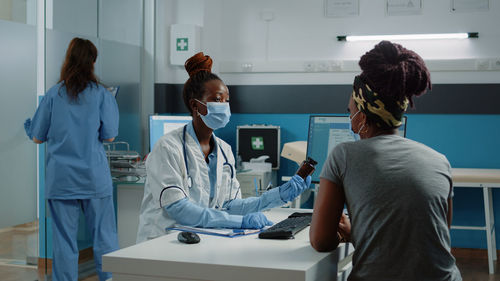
(137, 52, 311, 243)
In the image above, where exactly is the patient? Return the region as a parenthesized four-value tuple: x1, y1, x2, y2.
(309, 41, 462, 281)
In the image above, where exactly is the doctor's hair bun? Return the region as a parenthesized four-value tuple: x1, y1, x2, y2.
(182, 52, 223, 114)
(358, 40, 431, 108)
(185, 52, 213, 77)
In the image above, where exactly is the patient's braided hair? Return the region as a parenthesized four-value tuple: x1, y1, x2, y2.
(182, 52, 222, 114)
(358, 40, 431, 108)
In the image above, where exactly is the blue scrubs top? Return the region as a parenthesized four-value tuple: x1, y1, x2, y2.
(30, 82, 119, 199)
(186, 122, 217, 199)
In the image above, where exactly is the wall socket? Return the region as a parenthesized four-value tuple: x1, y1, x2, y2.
(241, 63, 253, 72)
(303, 62, 316, 72)
(476, 59, 490, 70)
(316, 61, 329, 72)
(330, 60, 342, 71)
(491, 58, 500, 70)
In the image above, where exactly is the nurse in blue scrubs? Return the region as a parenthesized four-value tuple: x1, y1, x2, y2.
(24, 38, 119, 281)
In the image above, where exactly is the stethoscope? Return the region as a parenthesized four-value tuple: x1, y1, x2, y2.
(159, 125, 239, 209)
(182, 125, 239, 201)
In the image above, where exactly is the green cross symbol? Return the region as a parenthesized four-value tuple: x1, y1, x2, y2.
(176, 38, 188, 51)
(251, 137, 264, 150)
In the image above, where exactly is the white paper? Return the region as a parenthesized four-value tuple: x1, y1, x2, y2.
(386, 0, 423, 16)
(451, 0, 489, 12)
(325, 0, 359, 18)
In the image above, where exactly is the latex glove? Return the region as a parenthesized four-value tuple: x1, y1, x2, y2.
(241, 212, 273, 229)
(24, 118, 32, 139)
(279, 175, 312, 202)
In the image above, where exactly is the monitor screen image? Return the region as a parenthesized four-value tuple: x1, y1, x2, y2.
(306, 115, 406, 183)
(149, 115, 192, 151)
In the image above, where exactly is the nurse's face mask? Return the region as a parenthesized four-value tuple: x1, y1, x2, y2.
(195, 99, 231, 130)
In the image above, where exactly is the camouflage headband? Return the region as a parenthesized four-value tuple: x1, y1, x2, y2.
(352, 76, 408, 129)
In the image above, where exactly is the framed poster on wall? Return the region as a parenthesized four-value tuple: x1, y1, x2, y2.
(325, 0, 360, 18)
(386, 0, 423, 16)
(451, 0, 489, 12)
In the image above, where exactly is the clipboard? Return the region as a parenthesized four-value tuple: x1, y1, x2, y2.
(166, 225, 261, 238)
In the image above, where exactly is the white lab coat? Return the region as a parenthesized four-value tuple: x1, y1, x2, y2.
(136, 126, 240, 243)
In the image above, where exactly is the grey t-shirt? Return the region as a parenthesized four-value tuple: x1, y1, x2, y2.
(320, 134, 461, 281)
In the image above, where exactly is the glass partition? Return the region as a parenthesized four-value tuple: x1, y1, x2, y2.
(0, 0, 145, 278)
(42, 1, 100, 276)
(39, 0, 144, 279)
(0, 0, 39, 278)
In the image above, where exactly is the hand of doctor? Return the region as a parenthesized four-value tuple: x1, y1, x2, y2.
(24, 118, 32, 139)
(279, 175, 312, 202)
(241, 212, 273, 229)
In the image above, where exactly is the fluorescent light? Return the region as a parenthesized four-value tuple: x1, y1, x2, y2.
(337, 32, 478, 42)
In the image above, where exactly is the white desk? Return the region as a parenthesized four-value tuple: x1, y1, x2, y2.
(103, 208, 353, 281)
(451, 168, 500, 274)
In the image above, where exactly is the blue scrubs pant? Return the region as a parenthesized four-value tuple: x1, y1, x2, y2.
(48, 197, 119, 281)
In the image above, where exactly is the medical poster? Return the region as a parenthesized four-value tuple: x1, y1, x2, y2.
(451, 0, 489, 12)
(325, 0, 359, 17)
(386, 0, 423, 16)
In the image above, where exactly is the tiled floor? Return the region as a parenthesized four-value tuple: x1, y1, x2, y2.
(0, 221, 97, 280)
(0, 265, 98, 281)
(0, 221, 498, 280)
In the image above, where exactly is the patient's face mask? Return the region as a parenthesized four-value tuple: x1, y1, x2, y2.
(349, 110, 364, 141)
(195, 99, 231, 130)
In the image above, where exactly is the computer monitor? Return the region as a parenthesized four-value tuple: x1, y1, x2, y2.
(149, 115, 192, 151)
(237, 125, 280, 169)
(306, 115, 407, 183)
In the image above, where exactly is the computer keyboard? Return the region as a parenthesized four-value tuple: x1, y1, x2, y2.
(258, 212, 312, 239)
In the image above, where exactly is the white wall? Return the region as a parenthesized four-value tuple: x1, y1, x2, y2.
(156, 0, 500, 85)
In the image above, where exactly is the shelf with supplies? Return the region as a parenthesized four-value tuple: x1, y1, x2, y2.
(104, 141, 146, 183)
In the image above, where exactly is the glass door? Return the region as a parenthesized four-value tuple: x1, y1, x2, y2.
(0, 0, 40, 279)
(40, 0, 145, 279)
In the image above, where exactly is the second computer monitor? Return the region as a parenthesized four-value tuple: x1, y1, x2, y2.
(306, 115, 406, 183)
(149, 115, 192, 151)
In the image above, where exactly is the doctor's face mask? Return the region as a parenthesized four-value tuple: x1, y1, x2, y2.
(194, 79, 231, 130)
(195, 99, 231, 130)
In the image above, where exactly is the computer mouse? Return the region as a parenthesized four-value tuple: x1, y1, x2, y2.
(177, 231, 200, 244)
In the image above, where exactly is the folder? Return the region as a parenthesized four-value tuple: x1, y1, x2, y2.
(166, 225, 261, 238)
